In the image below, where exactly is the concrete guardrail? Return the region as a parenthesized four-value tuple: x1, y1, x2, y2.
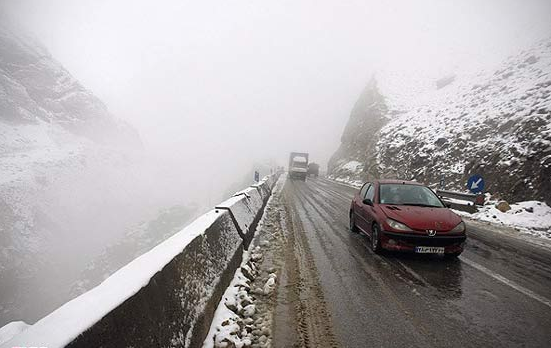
(1, 172, 281, 348)
(436, 189, 484, 214)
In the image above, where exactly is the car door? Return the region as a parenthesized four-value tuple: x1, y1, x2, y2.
(353, 184, 368, 217)
(361, 184, 376, 235)
(354, 183, 371, 232)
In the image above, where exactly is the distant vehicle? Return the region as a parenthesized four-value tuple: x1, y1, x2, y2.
(349, 179, 466, 257)
(307, 162, 320, 177)
(288, 152, 309, 181)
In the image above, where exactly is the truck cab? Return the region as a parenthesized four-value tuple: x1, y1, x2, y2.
(307, 162, 320, 177)
(288, 152, 309, 181)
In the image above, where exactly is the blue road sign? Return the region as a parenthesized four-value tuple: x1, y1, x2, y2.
(467, 174, 484, 194)
(254, 171, 260, 182)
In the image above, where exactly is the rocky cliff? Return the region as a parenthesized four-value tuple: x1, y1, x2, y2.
(328, 78, 388, 186)
(329, 39, 551, 204)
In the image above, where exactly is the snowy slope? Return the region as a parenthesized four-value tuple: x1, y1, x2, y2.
(0, 21, 167, 327)
(329, 38, 551, 205)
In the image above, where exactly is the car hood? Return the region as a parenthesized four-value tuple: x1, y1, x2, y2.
(381, 205, 461, 231)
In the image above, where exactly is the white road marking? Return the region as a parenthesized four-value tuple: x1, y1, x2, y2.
(461, 256, 551, 309)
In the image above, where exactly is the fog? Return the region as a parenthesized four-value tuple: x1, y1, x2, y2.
(5, 0, 551, 193)
(1, 0, 551, 326)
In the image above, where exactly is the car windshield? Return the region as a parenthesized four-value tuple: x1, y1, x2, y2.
(379, 184, 444, 207)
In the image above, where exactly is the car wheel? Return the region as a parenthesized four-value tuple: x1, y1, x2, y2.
(349, 212, 358, 233)
(371, 223, 382, 254)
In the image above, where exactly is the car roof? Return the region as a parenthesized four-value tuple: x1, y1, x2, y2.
(371, 179, 423, 186)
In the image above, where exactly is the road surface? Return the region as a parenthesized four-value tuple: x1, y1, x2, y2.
(273, 177, 551, 348)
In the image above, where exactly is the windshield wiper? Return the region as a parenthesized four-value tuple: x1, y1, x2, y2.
(401, 203, 442, 208)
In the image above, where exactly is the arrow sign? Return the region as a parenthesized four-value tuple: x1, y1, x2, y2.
(467, 174, 485, 194)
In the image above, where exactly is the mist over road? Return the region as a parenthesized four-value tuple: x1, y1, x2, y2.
(274, 178, 551, 348)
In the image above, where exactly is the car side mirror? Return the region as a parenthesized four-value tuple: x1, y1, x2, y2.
(445, 203, 452, 208)
(363, 198, 373, 206)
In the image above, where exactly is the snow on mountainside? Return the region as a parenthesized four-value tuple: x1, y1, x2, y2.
(0, 22, 139, 145)
(329, 38, 551, 206)
(0, 21, 187, 327)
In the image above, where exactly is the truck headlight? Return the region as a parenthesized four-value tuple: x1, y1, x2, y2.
(386, 218, 412, 232)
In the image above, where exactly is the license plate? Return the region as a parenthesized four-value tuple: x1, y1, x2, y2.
(414, 246, 445, 254)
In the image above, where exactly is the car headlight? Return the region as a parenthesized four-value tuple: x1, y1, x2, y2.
(386, 218, 412, 232)
(450, 221, 466, 233)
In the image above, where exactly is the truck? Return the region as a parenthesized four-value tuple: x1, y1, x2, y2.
(288, 152, 309, 181)
(307, 162, 320, 177)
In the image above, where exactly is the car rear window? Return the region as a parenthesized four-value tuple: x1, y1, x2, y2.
(379, 184, 444, 207)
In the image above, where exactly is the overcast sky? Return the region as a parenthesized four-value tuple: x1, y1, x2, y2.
(3, 0, 551, 190)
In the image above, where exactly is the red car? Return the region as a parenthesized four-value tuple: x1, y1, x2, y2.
(349, 180, 466, 257)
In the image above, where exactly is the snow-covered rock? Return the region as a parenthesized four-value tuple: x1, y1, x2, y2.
(242, 304, 256, 318)
(263, 276, 276, 295)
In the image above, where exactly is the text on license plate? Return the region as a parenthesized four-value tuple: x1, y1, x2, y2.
(415, 246, 445, 254)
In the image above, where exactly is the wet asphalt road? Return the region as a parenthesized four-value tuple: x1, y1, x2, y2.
(285, 177, 551, 348)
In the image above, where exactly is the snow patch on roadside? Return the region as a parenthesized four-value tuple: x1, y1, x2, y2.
(455, 201, 551, 240)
